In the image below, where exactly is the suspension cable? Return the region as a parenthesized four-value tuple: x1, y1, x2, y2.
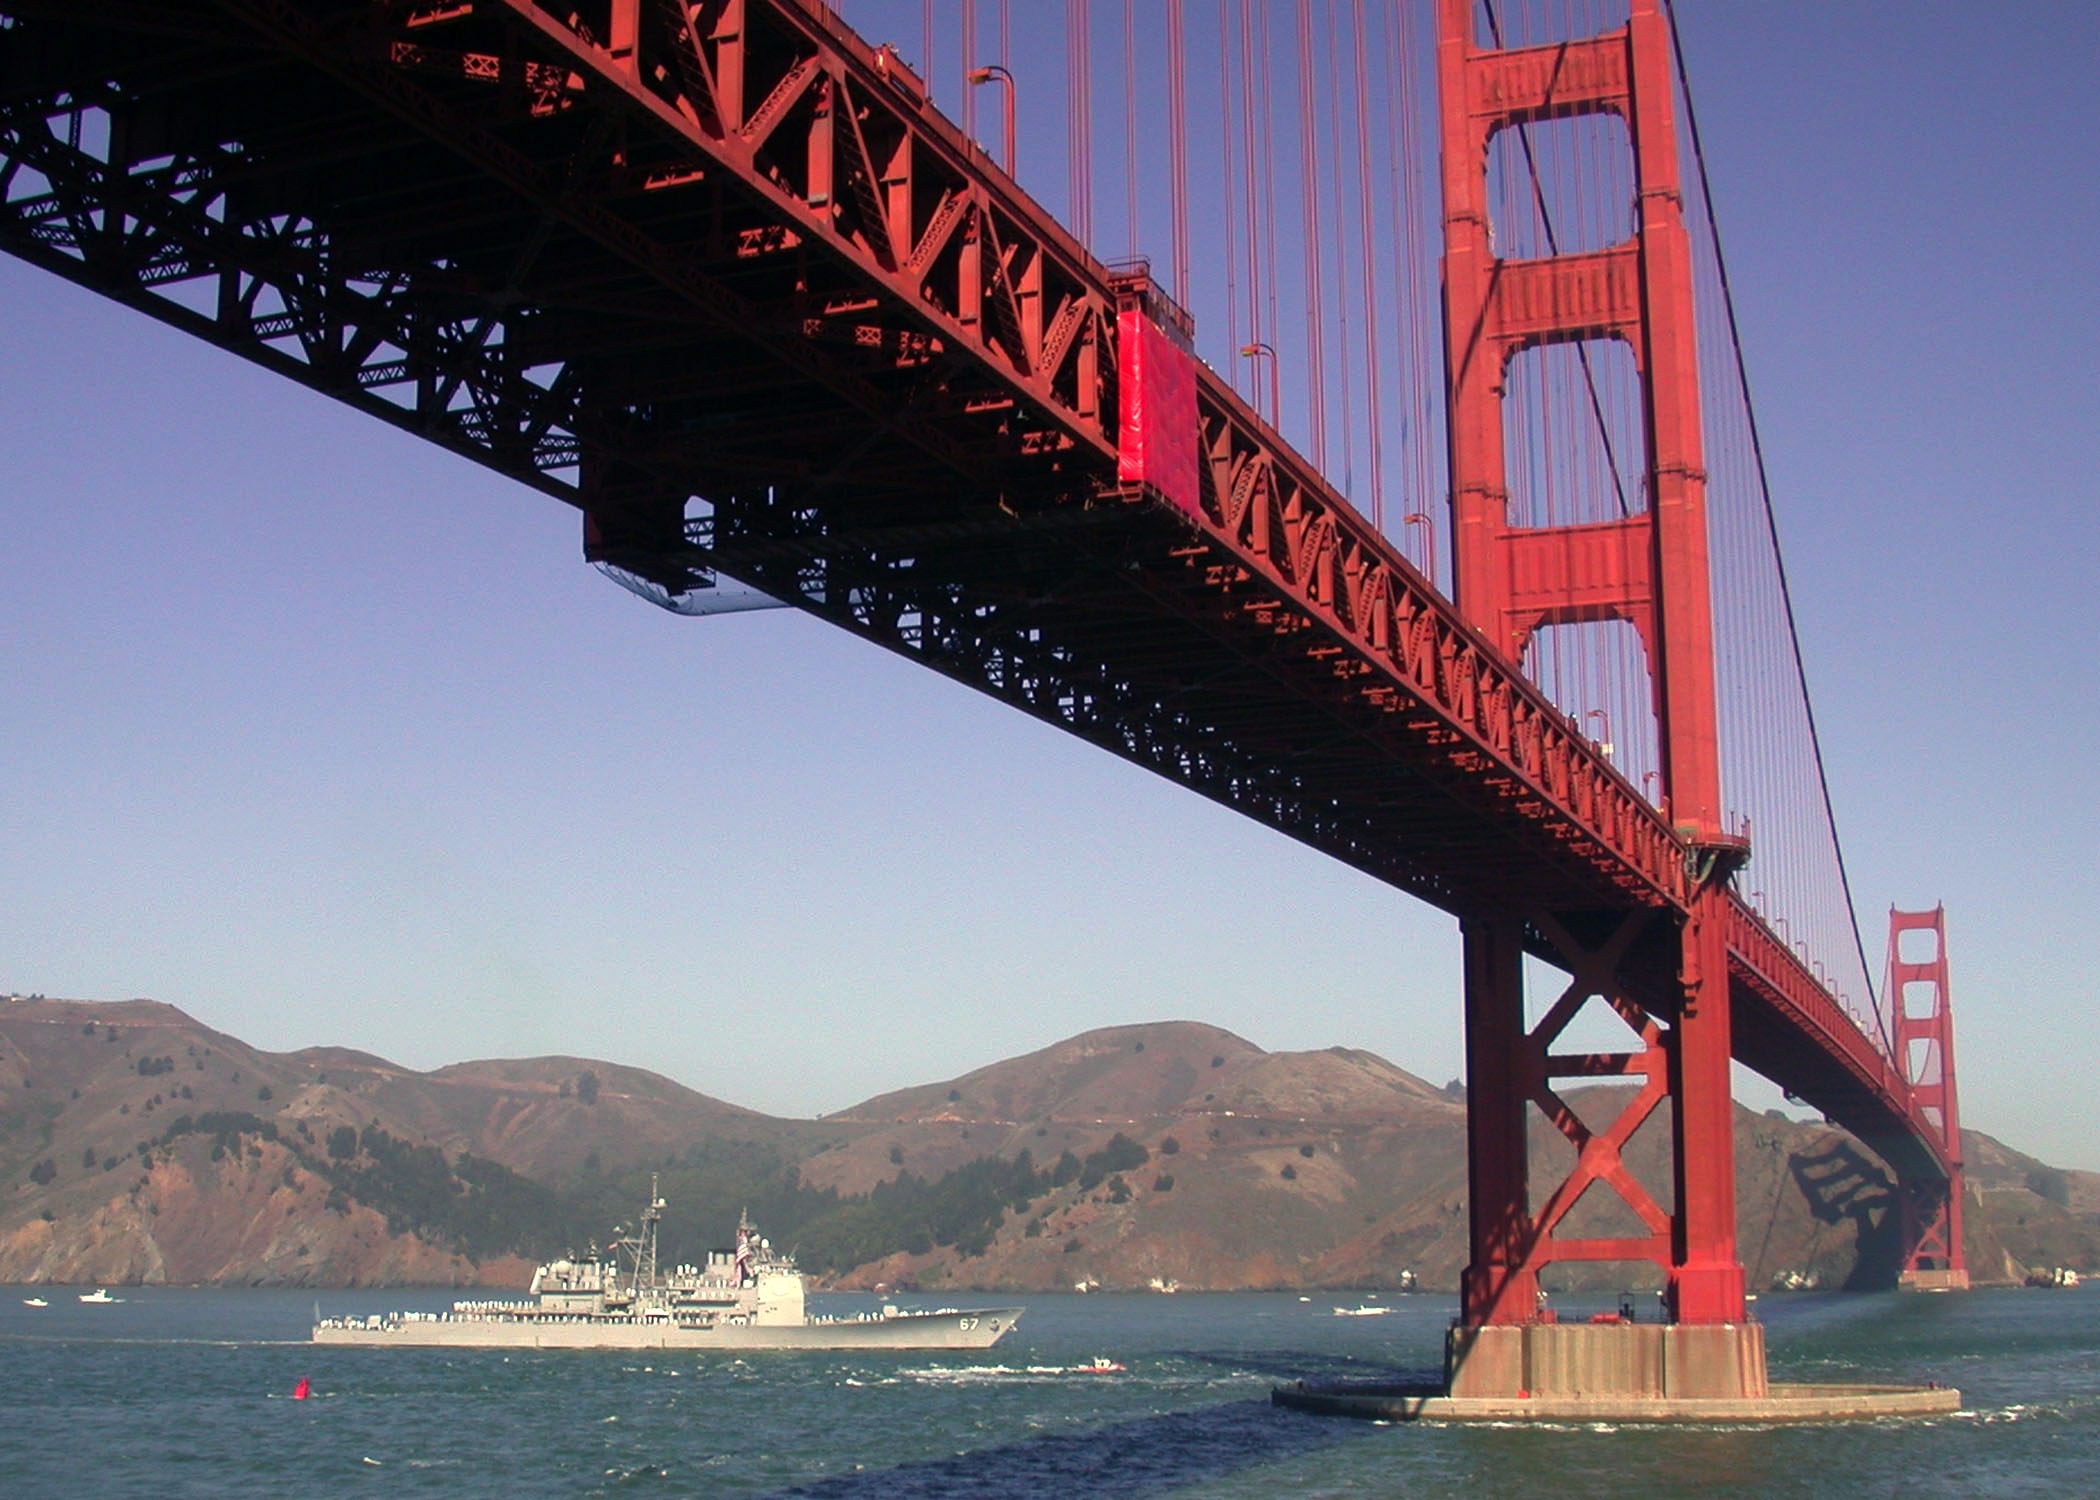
(1659, 0, 1882, 1038)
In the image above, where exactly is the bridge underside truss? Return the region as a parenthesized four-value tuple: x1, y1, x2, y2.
(0, 0, 1954, 1276)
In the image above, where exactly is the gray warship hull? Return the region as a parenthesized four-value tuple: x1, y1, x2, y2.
(314, 1306, 1020, 1351)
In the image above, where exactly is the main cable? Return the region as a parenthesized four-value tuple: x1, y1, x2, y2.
(1660, 0, 1882, 1042)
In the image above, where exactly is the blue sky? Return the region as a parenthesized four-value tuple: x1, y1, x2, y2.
(3, 3, 2095, 1169)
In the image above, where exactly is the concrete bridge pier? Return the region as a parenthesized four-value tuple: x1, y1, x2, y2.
(1445, 1318, 1767, 1402)
(1273, 1315, 1958, 1422)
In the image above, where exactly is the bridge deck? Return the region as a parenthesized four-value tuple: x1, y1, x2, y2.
(0, 0, 1947, 1184)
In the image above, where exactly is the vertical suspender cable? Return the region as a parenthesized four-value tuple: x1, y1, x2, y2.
(1296, 0, 1327, 467)
(1257, 12, 1281, 387)
(1350, 0, 1385, 529)
(1238, 0, 1264, 364)
(1386, 0, 1434, 572)
(1124, 0, 1139, 263)
(1167, 0, 1190, 305)
(1068, 0, 1092, 246)
(1219, 0, 1240, 369)
(962, 0, 977, 136)
(1323, 0, 1356, 497)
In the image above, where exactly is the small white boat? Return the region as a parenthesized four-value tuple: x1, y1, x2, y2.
(78, 1288, 119, 1304)
(1332, 1304, 1390, 1317)
(21, 1297, 48, 1308)
(1073, 1356, 1124, 1373)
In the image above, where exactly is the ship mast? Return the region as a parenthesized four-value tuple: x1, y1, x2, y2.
(641, 1172, 664, 1288)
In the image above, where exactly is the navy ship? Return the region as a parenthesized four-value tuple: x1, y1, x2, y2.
(314, 1179, 1020, 1350)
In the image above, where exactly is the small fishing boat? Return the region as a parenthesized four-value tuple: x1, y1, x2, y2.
(77, 1288, 118, 1304)
(21, 1297, 47, 1308)
(1073, 1357, 1124, 1373)
(1331, 1304, 1389, 1317)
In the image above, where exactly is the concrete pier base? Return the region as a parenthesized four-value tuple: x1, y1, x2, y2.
(1898, 1267, 1970, 1292)
(1447, 1320, 1767, 1400)
(1273, 1320, 1961, 1423)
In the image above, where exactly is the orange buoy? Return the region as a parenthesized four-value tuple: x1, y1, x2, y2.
(293, 1377, 311, 1400)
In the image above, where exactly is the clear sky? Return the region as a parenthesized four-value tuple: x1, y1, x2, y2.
(3, 4, 2095, 1169)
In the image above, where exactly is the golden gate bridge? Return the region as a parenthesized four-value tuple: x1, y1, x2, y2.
(0, 0, 1964, 1409)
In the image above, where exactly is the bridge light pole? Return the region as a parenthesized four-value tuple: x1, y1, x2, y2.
(1239, 341, 1280, 427)
(1585, 708, 1614, 759)
(966, 65, 1015, 175)
(1403, 510, 1439, 586)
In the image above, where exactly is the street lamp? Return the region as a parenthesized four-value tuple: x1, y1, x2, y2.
(1239, 341, 1280, 426)
(1585, 708, 1614, 759)
(1402, 510, 1438, 583)
(967, 65, 1015, 175)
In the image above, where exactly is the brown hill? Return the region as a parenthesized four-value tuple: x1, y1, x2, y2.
(2, 996, 2091, 1292)
(838, 1021, 1449, 1127)
(805, 1022, 1457, 1201)
(319, 1051, 771, 1181)
(0, 997, 815, 1284)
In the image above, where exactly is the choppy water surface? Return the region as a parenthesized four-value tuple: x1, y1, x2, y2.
(1, 1285, 2094, 1497)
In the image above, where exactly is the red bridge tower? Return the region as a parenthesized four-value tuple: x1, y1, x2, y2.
(1890, 907, 1968, 1291)
(1436, 0, 1758, 1396)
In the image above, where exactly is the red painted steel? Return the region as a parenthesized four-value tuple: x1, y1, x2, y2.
(1888, 907, 1966, 1276)
(1459, 910, 1678, 1323)
(1437, 0, 1745, 1323)
(1114, 274, 1200, 520)
(0, 0, 1956, 1313)
(1437, 0, 1722, 846)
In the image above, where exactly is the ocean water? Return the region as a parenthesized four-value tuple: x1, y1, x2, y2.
(1, 1285, 2093, 1498)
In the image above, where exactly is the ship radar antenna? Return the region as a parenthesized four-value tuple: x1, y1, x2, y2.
(640, 1175, 663, 1288)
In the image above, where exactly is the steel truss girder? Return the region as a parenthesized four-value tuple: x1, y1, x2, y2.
(469, 0, 1119, 468)
(0, 97, 587, 494)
